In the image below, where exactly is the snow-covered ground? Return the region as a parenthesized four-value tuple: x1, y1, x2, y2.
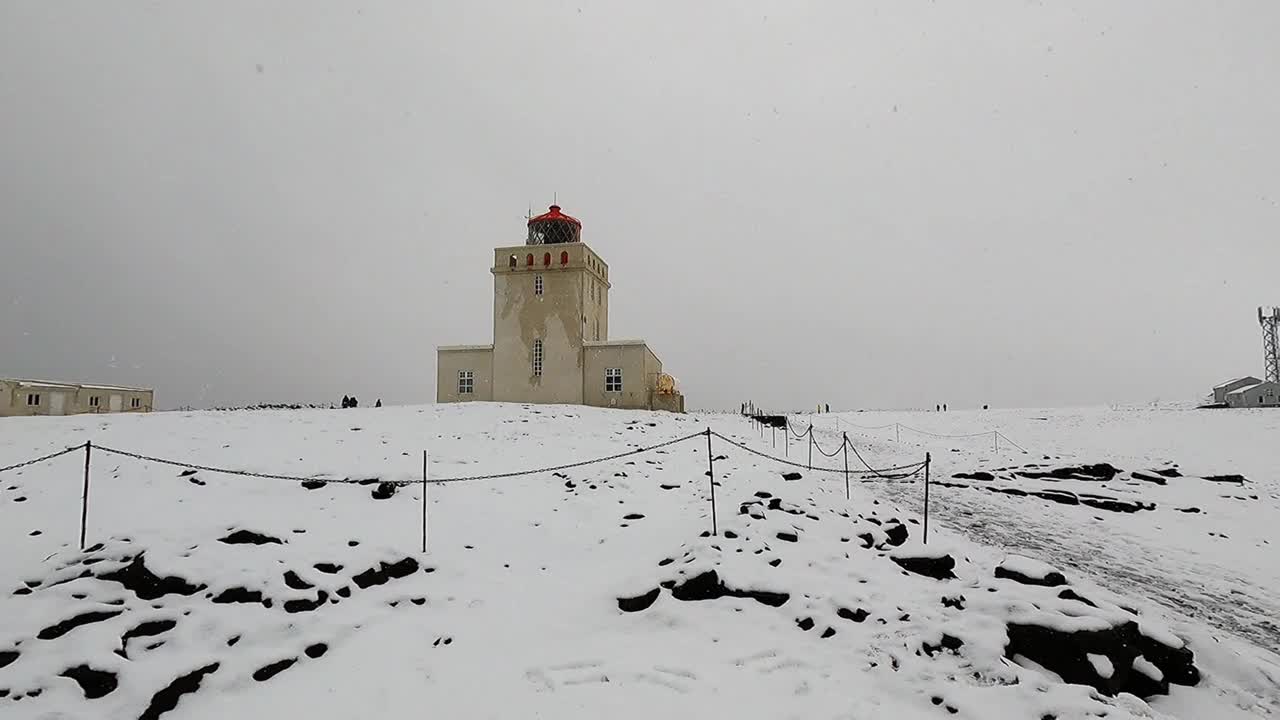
(1, 404, 1278, 719)
(808, 406, 1280, 653)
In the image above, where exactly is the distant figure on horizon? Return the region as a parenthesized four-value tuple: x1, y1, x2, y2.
(983, 404, 989, 410)
(341, 395, 351, 409)
(944, 403, 948, 412)
(936, 404, 940, 412)
(375, 399, 382, 408)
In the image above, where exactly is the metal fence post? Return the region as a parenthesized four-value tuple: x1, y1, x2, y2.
(427, 448, 437, 548)
(80, 441, 92, 551)
(994, 431, 999, 453)
(842, 432, 850, 500)
(923, 452, 931, 545)
(807, 426, 813, 471)
(895, 423, 900, 443)
(705, 429, 718, 536)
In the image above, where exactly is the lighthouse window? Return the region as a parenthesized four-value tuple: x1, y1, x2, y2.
(560, 251, 569, 265)
(509, 255, 517, 269)
(526, 253, 534, 266)
(543, 252, 551, 266)
(534, 274, 543, 296)
(532, 339, 544, 377)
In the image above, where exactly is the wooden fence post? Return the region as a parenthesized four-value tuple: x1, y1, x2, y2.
(705, 429, 718, 536)
(80, 441, 92, 551)
(923, 452, 931, 545)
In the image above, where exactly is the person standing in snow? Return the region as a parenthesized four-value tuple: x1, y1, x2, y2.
(375, 399, 382, 408)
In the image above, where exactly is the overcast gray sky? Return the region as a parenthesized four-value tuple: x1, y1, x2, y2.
(2, 2, 1278, 411)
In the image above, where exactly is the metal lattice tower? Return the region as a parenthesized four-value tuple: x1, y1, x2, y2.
(1261, 307, 1280, 383)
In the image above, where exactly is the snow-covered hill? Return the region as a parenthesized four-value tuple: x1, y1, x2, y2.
(1, 404, 1278, 719)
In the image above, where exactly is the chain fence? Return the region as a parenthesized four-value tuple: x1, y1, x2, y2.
(1, 419, 930, 552)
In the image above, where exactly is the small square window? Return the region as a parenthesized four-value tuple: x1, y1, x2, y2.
(605, 368, 623, 392)
(27, 393, 40, 406)
(89, 396, 100, 407)
(131, 398, 142, 408)
(458, 370, 474, 394)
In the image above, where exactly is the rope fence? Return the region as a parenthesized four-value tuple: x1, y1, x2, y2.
(1, 421, 932, 552)
(825, 415, 1029, 454)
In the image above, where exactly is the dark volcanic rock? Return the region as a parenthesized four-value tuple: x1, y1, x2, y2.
(781, 472, 802, 481)
(796, 617, 815, 631)
(1005, 620, 1198, 698)
(922, 634, 964, 657)
(38, 610, 125, 640)
(891, 553, 956, 580)
(352, 557, 419, 589)
(284, 591, 330, 614)
(305, 643, 328, 659)
(283, 571, 314, 590)
(252, 657, 298, 682)
(99, 556, 205, 600)
(668, 570, 789, 607)
(953, 472, 995, 481)
(883, 523, 909, 546)
(995, 564, 1067, 588)
(120, 620, 178, 657)
(313, 563, 343, 574)
(1016, 463, 1121, 482)
(617, 588, 662, 613)
(371, 482, 397, 500)
(300, 480, 327, 490)
(775, 531, 799, 543)
(0, 650, 18, 669)
(219, 529, 283, 545)
(1204, 474, 1246, 485)
(60, 665, 118, 699)
(1031, 490, 1080, 506)
(837, 607, 870, 623)
(211, 587, 265, 605)
(1132, 471, 1168, 486)
(1057, 588, 1098, 608)
(139, 662, 219, 720)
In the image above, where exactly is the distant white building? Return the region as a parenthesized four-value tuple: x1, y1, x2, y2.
(0, 379, 154, 417)
(1211, 376, 1261, 405)
(1225, 380, 1279, 408)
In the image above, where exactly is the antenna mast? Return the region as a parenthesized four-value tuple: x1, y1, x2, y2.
(1261, 306, 1280, 383)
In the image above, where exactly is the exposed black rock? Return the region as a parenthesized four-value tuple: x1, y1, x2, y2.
(891, 554, 957, 580)
(227, 635, 240, 646)
(995, 564, 1067, 588)
(60, 665, 118, 699)
(883, 523, 909, 546)
(300, 480, 327, 490)
(283, 571, 313, 590)
(768, 558, 782, 567)
(313, 563, 343, 574)
(1204, 474, 1246, 484)
(821, 627, 836, 638)
(1030, 490, 1080, 506)
(953, 472, 995, 481)
(252, 658, 298, 682)
(178, 470, 197, 477)
(336, 587, 352, 598)
(941, 595, 965, 610)
(991, 487, 1029, 497)
(781, 472, 802, 481)
(754, 491, 772, 498)
(1176, 507, 1202, 514)
(371, 482, 397, 500)
(776, 532, 799, 543)
(284, 591, 329, 614)
(837, 607, 869, 623)
(623, 513, 645, 520)
(138, 662, 219, 720)
(922, 634, 964, 657)
(99, 556, 205, 600)
(0, 650, 18, 669)
(212, 587, 265, 605)
(305, 643, 328, 659)
(351, 557, 419, 589)
(856, 533, 875, 549)
(796, 617, 814, 631)
(219, 530, 283, 545)
(1154, 468, 1182, 478)
(723, 530, 738, 539)
(1079, 496, 1154, 513)
(120, 620, 178, 657)
(617, 588, 662, 613)
(38, 610, 124, 640)
(1132, 472, 1168, 486)
(1005, 620, 1198, 698)
(1016, 464, 1121, 482)
(668, 570, 789, 607)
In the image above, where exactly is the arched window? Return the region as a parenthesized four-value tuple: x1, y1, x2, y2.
(509, 255, 517, 269)
(560, 251, 569, 265)
(543, 252, 551, 266)
(526, 253, 534, 267)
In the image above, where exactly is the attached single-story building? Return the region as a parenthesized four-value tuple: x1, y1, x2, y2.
(1212, 376, 1262, 405)
(1225, 380, 1279, 408)
(0, 379, 154, 417)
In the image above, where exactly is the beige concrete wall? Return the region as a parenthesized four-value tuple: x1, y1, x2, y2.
(583, 341, 655, 410)
(490, 242, 612, 405)
(0, 382, 153, 417)
(436, 347, 494, 403)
